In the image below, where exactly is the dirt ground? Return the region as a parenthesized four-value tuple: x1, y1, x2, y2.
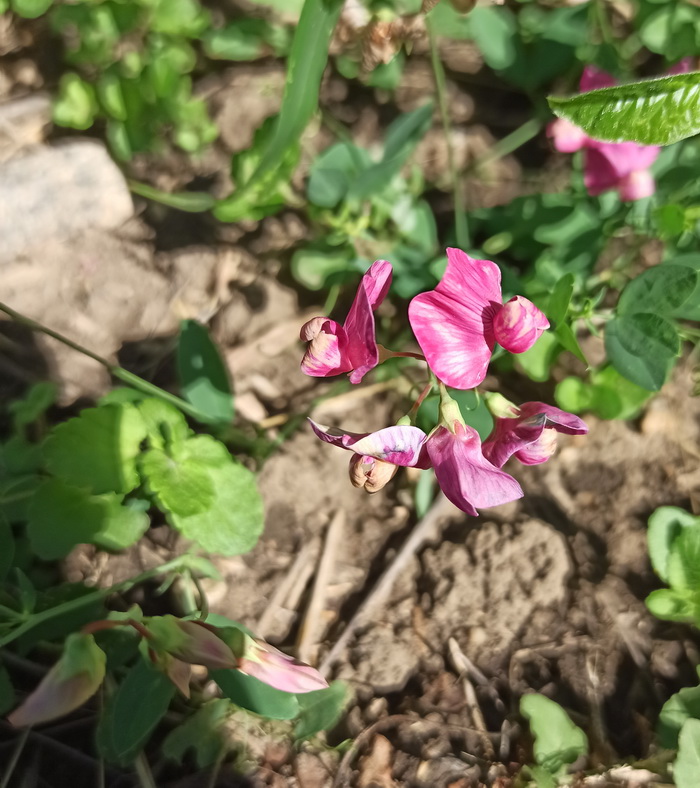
(2, 12, 700, 788)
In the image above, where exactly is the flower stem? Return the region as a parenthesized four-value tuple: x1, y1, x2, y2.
(0, 555, 198, 649)
(427, 16, 470, 248)
(0, 726, 30, 788)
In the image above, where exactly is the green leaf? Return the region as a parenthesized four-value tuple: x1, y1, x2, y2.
(0, 663, 16, 716)
(0, 436, 43, 475)
(212, 669, 300, 720)
(162, 699, 230, 767)
(8, 382, 57, 431)
(548, 72, 700, 146)
(177, 321, 234, 423)
(0, 474, 40, 524)
(128, 181, 215, 212)
(44, 404, 147, 495)
(658, 685, 700, 750)
(667, 526, 700, 592)
(547, 273, 575, 326)
(618, 266, 698, 317)
(27, 480, 149, 558)
(10, 0, 52, 18)
(294, 681, 348, 740)
(520, 693, 588, 775)
(468, 5, 517, 71)
(203, 20, 272, 61)
(171, 458, 263, 555)
(291, 245, 353, 291)
(307, 143, 365, 208)
(137, 398, 191, 450)
(97, 659, 175, 766)
(675, 719, 700, 788)
(514, 330, 561, 383)
(645, 588, 696, 623)
(605, 313, 679, 391)
(215, 0, 344, 218)
(52, 73, 99, 130)
(648, 507, 700, 584)
(0, 517, 14, 582)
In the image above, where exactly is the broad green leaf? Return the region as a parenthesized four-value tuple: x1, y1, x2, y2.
(0, 471, 39, 524)
(645, 588, 696, 623)
(8, 382, 57, 431)
(53, 73, 99, 130)
(547, 273, 575, 326)
(658, 685, 700, 750)
(618, 265, 698, 317)
(648, 507, 700, 583)
(555, 322, 588, 367)
(0, 436, 43, 475)
(667, 527, 700, 592)
(212, 669, 300, 719)
(97, 659, 175, 766)
(664, 255, 700, 321)
(468, 5, 517, 71)
(10, 0, 52, 18)
(44, 404, 147, 495)
(137, 398, 191, 450)
(0, 663, 16, 716)
(27, 480, 149, 558)
(675, 719, 700, 788)
(216, 0, 344, 218)
(515, 330, 561, 383)
(639, 5, 700, 60)
(162, 699, 231, 767)
(520, 693, 588, 775)
(605, 313, 679, 391)
(171, 459, 263, 555)
(291, 245, 354, 291)
(294, 681, 348, 740)
(307, 143, 364, 208)
(151, 0, 209, 36)
(548, 72, 700, 146)
(177, 321, 234, 423)
(203, 20, 271, 61)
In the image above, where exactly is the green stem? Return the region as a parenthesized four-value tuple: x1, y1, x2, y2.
(0, 555, 196, 649)
(0, 301, 208, 424)
(427, 17, 470, 248)
(470, 118, 542, 172)
(0, 727, 30, 788)
(134, 752, 158, 788)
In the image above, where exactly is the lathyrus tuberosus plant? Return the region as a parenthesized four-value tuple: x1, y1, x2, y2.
(300, 247, 588, 514)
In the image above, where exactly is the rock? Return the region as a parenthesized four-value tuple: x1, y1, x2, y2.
(0, 140, 132, 264)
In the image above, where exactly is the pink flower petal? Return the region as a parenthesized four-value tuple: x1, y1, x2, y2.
(409, 249, 502, 389)
(426, 423, 523, 515)
(362, 259, 393, 308)
(517, 402, 588, 435)
(580, 65, 617, 92)
(618, 170, 656, 201)
(300, 318, 352, 378)
(548, 117, 588, 153)
(492, 296, 550, 354)
(308, 419, 428, 466)
(514, 429, 560, 465)
(482, 414, 547, 468)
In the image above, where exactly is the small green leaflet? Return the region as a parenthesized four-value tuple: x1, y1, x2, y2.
(658, 685, 700, 750)
(212, 668, 300, 720)
(548, 72, 700, 146)
(520, 693, 588, 776)
(675, 719, 700, 788)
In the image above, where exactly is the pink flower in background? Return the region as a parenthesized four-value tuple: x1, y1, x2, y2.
(548, 66, 660, 201)
(482, 401, 588, 468)
(308, 418, 523, 515)
(408, 248, 549, 390)
(300, 259, 392, 384)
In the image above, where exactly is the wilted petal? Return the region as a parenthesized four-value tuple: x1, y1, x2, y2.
(492, 296, 550, 354)
(300, 318, 352, 378)
(517, 402, 588, 435)
(8, 634, 106, 727)
(349, 454, 398, 492)
(164, 657, 193, 698)
(308, 419, 427, 466)
(548, 117, 587, 153)
(482, 414, 548, 468)
(426, 423, 523, 515)
(409, 248, 502, 389)
(619, 170, 656, 201)
(237, 638, 328, 694)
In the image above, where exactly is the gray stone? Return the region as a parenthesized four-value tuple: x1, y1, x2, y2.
(0, 140, 132, 264)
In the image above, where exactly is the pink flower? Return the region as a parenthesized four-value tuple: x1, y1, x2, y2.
(548, 66, 660, 201)
(309, 418, 523, 516)
(349, 454, 398, 492)
(237, 637, 328, 694)
(482, 401, 588, 468)
(300, 260, 392, 384)
(408, 248, 549, 390)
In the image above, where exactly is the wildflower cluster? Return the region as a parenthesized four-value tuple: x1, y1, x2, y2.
(300, 248, 588, 515)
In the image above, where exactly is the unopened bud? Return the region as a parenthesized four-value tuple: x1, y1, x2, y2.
(8, 633, 105, 727)
(146, 616, 237, 670)
(493, 295, 550, 354)
(483, 392, 519, 420)
(236, 635, 328, 694)
(349, 454, 398, 493)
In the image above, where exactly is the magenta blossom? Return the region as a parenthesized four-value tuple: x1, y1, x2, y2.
(549, 66, 660, 201)
(309, 418, 523, 516)
(482, 400, 588, 468)
(408, 248, 549, 390)
(301, 260, 392, 384)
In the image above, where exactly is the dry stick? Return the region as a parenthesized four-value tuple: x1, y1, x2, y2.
(297, 511, 345, 665)
(448, 638, 494, 759)
(319, 494, 455, 677)
(256, 538, 320, 639)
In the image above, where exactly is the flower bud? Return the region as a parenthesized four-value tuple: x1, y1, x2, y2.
(236, 635, 328, 694)
(145, 616, 237, 670)
(349, 454, 398, 493)
(618, 170, 655, 202)
(8, 633, 106, 727)
(483, 392, 519, 420)
(493, 296, 550, 354)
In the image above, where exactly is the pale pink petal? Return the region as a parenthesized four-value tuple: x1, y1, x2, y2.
(482, 414, 547, 468)
(426, 423, 523, 515)
(362, 259, 393, 308)
(492, 296, 550, 354)
(618, 170, 656, 201)
(300, 319, 352, 378)
(238, 641, 328, 694)
(588, 140, 659, 178)
(514, 429, 560, 465)
(308, 419, 427, 466)
(548, 117, 588, 153)
(517, 402, 588, 435)
(409, 249, 502, 389)
(343, 281, 379, 384)
(580, 65, 617, 92)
